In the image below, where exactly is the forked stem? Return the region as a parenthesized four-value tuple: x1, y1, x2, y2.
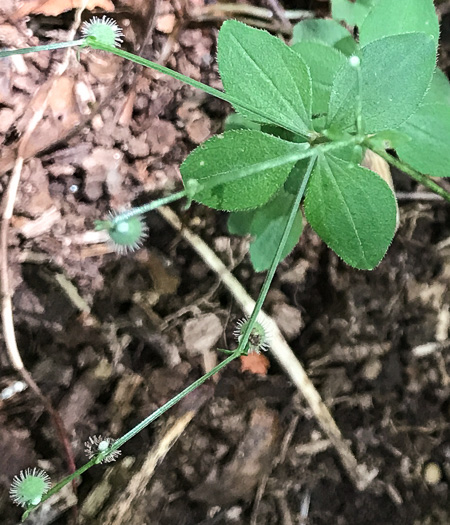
(22, 156, 317, 521)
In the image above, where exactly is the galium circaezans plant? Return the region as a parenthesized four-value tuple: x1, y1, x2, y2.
(2, 0, 450, 519)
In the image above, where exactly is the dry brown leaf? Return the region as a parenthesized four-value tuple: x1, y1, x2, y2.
(240, 353, 270, 375)
(14, 0, 115, 18)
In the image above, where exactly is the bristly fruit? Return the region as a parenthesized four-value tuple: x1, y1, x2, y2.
(81, 16, 124, 48)
(95, 211, 148, 254)
(10, 468, 51, 508)
(234, 317, 271, 353)
(84, 435, 122, 463)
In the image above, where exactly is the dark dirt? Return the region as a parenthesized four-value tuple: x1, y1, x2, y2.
(0, 1, 449, 524)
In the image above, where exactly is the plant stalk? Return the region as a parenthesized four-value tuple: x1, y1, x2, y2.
(22, 154, 317, 522)
(85, 39, 311, 139)
(0, 39, 85, 58)
(372, 147, 450, 203)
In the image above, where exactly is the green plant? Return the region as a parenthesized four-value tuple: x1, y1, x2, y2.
(2, 0, 450, 519)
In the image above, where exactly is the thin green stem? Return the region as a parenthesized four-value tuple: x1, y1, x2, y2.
(188, 138, 357, 195)
(0, 39, 85, 58)
(22, 153, 317, 523)
(370, 147, 450, 203)
(85, 39, 310, 139)
(355, 62, 363, 135)
(22, 349, 240, 521)
(0, 37, 309, 137)
(238, 154, 316, 347)
(101, 138, 358, 228)
(109, 190, 188, 223)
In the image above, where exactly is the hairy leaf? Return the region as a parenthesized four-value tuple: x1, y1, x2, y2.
(228, 189, 303, 272)
(397, 104, 450, 178)
(218, 20, 312, 136)
(292, 19, 356, 55)
(291, 41, 347, 116)
(423, 68, 450, 106)
(304, 153, 397, 269)
(359, 0, 439, 49)
(224, 113, 261, 132)
(331, 0, 375, 27)
(181, 130, 310, 211)
(327, 33, 436, 133)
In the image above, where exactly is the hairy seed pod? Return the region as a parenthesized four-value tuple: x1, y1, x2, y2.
(234, 317, 271, 353)
(10, 468, 51, 507)
(95, 211, 148, 255)
(84, 435, 122, 463)
(81, 16, 124, 48)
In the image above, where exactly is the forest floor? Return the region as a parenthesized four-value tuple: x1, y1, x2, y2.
(1, 0, 450, 524)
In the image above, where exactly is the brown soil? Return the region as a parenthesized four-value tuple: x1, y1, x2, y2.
(1, 1, 449, 524)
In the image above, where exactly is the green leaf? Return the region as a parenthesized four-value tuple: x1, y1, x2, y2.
(397, 103, 450, 178)
(332, 0, 375, 27)
(304, 153, 397, 269)
(228, 189, 303, 272)
(181, 130, 310, 211)
(367, 129, 411, 150)
(224, 113, 261, 132)
(292, 18, 355, 52)
(328, 33, 436, 133)
(423, 68, 450, 106)
(284, 158, 311, 195)
(334, 36, 358, 57)
(217, 20, 312, 136)
(291, 41, 347, 116)
(359, 0, 439, 49)
(260, 125, 308, 143)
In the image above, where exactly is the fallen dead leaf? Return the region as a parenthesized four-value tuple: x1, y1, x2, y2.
(240, 353, 270, 375)
(13, 0, 115, 17)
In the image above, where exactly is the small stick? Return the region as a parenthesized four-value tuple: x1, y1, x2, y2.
(158, 206, 377, 490)
(0, 1, 91, 503)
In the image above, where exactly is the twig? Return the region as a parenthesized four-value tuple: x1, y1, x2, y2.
(188, 4, 313, 34)
(263, 0, 292, 34)
(395, 191, 445, 201)
(0, 0, 90, 501)
(157, 206, 377, 490)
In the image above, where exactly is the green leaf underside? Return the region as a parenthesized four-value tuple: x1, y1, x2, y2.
(327, 32, 436, 133)
(284, 158, 311, 195)
(397, 104, 450, 178)
(423, 68, 450, 106)
(224, 113, 261, 132)
(359, 0, 439, 49)
(260, 125, 308, 143)
(291, 41, 347, 116)
(292, 18, 350, 46)
(332, 0, 375, 27)
(181, 130, 310, 211)
(218, 20, 312, 136)
(228, 189, 303, 272)
(304, 153, 397, 269)
(291, 18, 357, 55)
